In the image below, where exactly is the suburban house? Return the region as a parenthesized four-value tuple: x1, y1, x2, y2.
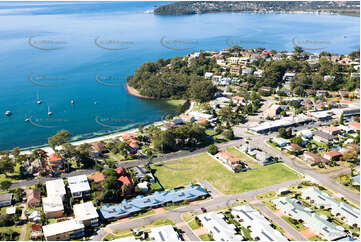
(272, 137, 290, 147)
(122, 133, 141, 153)
(297, 129, 313, 139)
(25, 189, 41, 208)
(313, 130, 336, 143)
(42, 219, 85, 241)
(266, 105, 283, 118)
(6, 206, 16, 216)
(179, 114, 195, 123)
(214, 152, 248, 172)
(301, 187, 360, 228)
(349, 121, 360, 131)
(89, 172, 105, 183)
(149, 225, 181, 241)
(303, 151, 328, 165)
(197, 212, 243, 241)
(231, 205, 288, 241)
(230, 66, 240, 75)
(92, 141, 107, 157)
(118, 175, 134, 194)
(47, 153, 63, 172)
(204, 72, 213, 79)
(132, 166, 155, 183)
(42, 196, 64, 218)
(254, 69, 263, 78)
(73, 202, 99, 227)
(321, 126, 341, 136)
(261, 86, 272, 93)
(232, 96, 245, 105)
(29, 210, 41, 223)
(285, 143, 304, 153)
(322, 150, 342, 161)
(273, 197, 346, 241)
(114, 166, 127, 176)
(0, 193, 13, 207)
(68, 175, 91, 198)
(45, 179, 66, 200)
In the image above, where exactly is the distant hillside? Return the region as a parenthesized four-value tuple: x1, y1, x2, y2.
(154, 1, 360, 17)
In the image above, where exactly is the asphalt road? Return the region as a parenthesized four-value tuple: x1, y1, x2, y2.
(91, 179, 301, 241)
(246, 133, 360, 204)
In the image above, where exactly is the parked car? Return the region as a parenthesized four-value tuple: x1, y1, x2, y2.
(201, 207, 207, 213)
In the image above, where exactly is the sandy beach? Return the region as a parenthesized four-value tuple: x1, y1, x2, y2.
(20, 100, 194, 155)
(20, 121, 162, 155)
(126, 83, 169, 100)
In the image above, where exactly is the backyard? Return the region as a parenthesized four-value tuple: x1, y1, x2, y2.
(152, 152, 299, 195)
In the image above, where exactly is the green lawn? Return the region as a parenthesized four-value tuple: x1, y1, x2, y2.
(188, 219, 201, 230)
(282, 216, 307, 232)
(199, 234, 214, 241)
(162, 99, 186, 107)
(152, 153, 299, 195)
(226, 146, 260, 169)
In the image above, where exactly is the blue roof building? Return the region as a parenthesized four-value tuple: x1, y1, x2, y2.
(99, 185, 208, 220)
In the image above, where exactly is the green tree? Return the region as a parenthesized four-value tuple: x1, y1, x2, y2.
(207, 144, 219, 155)
(48, 130, 72, 151)
(223, 129, 234, 140)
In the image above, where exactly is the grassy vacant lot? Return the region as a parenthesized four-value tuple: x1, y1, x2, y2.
(225, 146, 260, 169)
(152, 153, 299, 195)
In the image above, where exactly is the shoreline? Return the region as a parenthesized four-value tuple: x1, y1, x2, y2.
(20, 97, 194, 155)
(20, 122, 160, 155)
(126, 83, 169, 100)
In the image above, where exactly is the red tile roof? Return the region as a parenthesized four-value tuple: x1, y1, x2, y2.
(89, 172, 105, 183)
(114, 166, 126, 175)
(349, 121, 360, 130)
(122, 133, 137, 141)
(118, 176, 132, 186)
(323, 150, 342, 158)
(47, 153, 62, 162)
(92, 141, 106, 152)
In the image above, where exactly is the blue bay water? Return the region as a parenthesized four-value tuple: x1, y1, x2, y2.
(0, 2, 359, 150)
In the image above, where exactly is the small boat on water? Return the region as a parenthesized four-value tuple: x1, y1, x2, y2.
(37, 91, 42, 104)
(47, 105, 52, 116)
(94, 101, 97, 104)
(71, 99, 75, 104)
(25, 118, 29, 122)
(5, 110, 11, 116)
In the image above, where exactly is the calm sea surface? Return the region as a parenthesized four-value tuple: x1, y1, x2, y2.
(0, 2, 359, 150)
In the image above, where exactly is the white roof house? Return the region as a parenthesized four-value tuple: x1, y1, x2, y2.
(42, 196, 64, 214)
(204, 72, 214, 79)
(45, 179, 66, 199)
(73, 202, 99, 223)
(188, 112, 214, 121)
(42, 219, 84, 239)
(231, 205, 288, 241)
(6, 206, 16, 215)
(300, 187, 360, 227)
(197, 212, 243, 241)
(273, 197, 346, 241)
(149, 225, 181, 241)
(297, 129, 314, 139)
(68, 175, 91, 196)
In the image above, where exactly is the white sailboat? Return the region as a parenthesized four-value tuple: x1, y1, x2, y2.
(47, 105, 52, 116)
(37, 90, 42, 104)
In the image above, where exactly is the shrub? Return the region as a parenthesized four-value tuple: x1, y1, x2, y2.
(207, 144, 219, 155)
